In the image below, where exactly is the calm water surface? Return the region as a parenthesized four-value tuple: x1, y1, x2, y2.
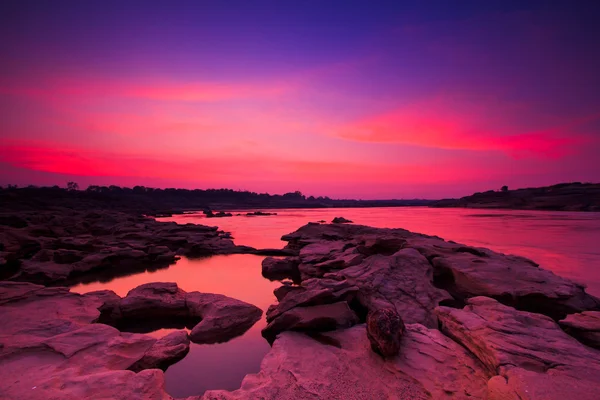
(71, 207, 600, 397)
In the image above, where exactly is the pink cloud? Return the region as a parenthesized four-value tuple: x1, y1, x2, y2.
(335, 96, 595, 159)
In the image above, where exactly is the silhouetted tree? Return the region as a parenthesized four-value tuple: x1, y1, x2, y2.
(67, 181, 79, 191)
(501, 185, 508, 192)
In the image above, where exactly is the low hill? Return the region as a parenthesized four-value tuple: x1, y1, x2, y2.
(432, 183, 600, 212)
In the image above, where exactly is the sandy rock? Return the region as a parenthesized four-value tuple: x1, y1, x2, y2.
(436, 297, 600, 400)
(0, 281, 178, 400)
(336, 248, 454, 327)
(201, 324, 489, 400)
(559, 311, 600, 349)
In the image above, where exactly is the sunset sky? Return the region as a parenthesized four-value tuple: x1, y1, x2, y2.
(1, 1, 599, 199)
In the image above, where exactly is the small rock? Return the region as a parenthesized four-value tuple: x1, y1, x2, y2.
(332, 217, 353, 224)
(366, 307, 405, 357)
(262, 257, 300, 281)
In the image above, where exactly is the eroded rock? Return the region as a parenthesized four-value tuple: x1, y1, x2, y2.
(436, 297, 600, 400)
(560, 311, 600, 349)
(262, 301, 359, 343)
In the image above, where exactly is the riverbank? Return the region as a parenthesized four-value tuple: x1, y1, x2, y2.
(1, 207, 600, 399)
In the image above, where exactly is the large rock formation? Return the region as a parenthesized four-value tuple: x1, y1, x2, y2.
(0, 281, 263, 399)
(199, 324, 490, 400)
(270, 223, 599, 330)
(436, 297, 600, 400)
(0, 209, 292, 285)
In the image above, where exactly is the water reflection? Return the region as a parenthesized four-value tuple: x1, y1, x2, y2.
(162, 207, 600, 297)
(71, 254, 279, 397)
(70, 207, 600, 397)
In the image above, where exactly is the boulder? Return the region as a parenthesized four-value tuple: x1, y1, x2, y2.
(366, 307, 405, 357)
(559, 311, 600, 349)
(262, 301, 359, 342)
(332, 217, 353, 224)
(187, 292, 263, 344)
(120, 282, 188, 318)
(261, 256, 300, 281)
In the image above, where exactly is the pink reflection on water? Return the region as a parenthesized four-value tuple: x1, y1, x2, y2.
(163, 207, 600, 297)
(71, 254, 279, 397)
(70, 207, 600, 397)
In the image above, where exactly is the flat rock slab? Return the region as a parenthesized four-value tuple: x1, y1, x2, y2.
(0, 280, 263, 400)
(274, 223, 599, 327)
(436, 296, 600, 400)
(559, 311, 600, 349)
(199, 324, 489, 400)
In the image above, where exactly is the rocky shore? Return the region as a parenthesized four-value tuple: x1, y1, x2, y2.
(2, 212, 600, 399)
(0, 208, 290, 286)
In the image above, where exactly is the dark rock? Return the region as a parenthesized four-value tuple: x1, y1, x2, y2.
(266, 278, 359, 322)
(262, 301, 359, 343)
(246, 211, 277, 216)
(120, 282, 188, 318)
(261, 257, 300, 281)
(273, 282, 303, 301)
(366, 307, 405, 357)
(0, 215, 28, 228)
(332, 217, 353, 224)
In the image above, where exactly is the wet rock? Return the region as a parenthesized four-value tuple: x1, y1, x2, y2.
(366, 307, 405, 357)
(262, 301, 359, 343)
(261, 256, 300, 281)
(560, 311, 600, 349)
(332, 217, 353, 224)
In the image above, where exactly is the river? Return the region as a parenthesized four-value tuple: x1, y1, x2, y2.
(70, 207, 600, 397)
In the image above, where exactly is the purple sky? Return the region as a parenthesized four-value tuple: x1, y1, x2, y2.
(1, 1, 599, 198)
